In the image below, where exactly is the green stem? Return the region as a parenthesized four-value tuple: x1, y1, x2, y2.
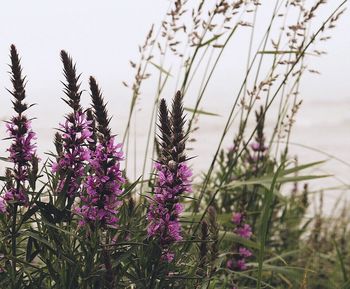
(11, 204, 17, 289)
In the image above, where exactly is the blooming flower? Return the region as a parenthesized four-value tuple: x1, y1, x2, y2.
(75, 137, 125, 227)
(226, 259, 234, 270)
(231, 212, 242, 225)
(239, 247, 252, 257)
(162, 251, 175, 263)
(52, 111, 92, 198)
(0, 197, 6, 214)
(237, 259, 247, 271)
(4, 117, 37, 206)
(147, 162, 192, 247)
(227, 212, 253, 272)
(236, 224, 252, 239)
(250, 141, 267, 153)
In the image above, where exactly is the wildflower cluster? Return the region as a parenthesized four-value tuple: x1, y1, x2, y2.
(227, 212, 253, 271)
(147, 91, 192, 262)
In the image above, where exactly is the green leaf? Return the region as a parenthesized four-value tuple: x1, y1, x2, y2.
(257, 162, 285, 289)
(149, 61, 172, 77)
(219, 231, 259, 249)
(184, 107, 221, 117)
(282, 160, 327, 176)
(198, 33, 223, 47)
(121, 176, 142, 197)
(333, 239, 348, 283)
(23, 231, 55, 250)
(224, 174, 330, 189)
(258, 50, 301, 54)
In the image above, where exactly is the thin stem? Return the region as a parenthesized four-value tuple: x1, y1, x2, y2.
(11, 204, 17, 289)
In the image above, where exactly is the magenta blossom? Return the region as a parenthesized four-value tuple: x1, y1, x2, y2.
(237, 259, 247, 271)
(75, 137, 125, 227)
(147, 162, 192, 261)
(236, 224, 252, 239)
(52, 111, 92, 198)
(162, 251, 175, 263)
(239, 247, 252, 257)
(4, 117, 37, 206)
(231, 212, 242, 225)
(226, 259, 234, 270)
(250, 141, 267, 153)
(0, 197, 6, 214)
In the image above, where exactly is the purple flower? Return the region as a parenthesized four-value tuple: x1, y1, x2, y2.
(4, 117, 36, 205)
(250, 141, 267, 153)
(4, 188, 27, 205)
(52, 111, 92, 198)
(239, 247, 252, 258)
(231, 212, 243, 225)
(0, 197, 6, 214)
(226, 259, 234, 270)
(147, 162, 192, 260)
(162, 251, 175, 263)
(237, 259, 247, 270)
(75, 137, 125, 227)
(236, 224, 252, 239)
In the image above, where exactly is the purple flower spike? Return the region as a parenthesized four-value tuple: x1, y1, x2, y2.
(4, 45, 37, 207)
(147, 92, 192, 262)
(228, 211, 253, 272)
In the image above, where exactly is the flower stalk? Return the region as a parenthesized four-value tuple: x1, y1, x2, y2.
(4, 44, 37, 287)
